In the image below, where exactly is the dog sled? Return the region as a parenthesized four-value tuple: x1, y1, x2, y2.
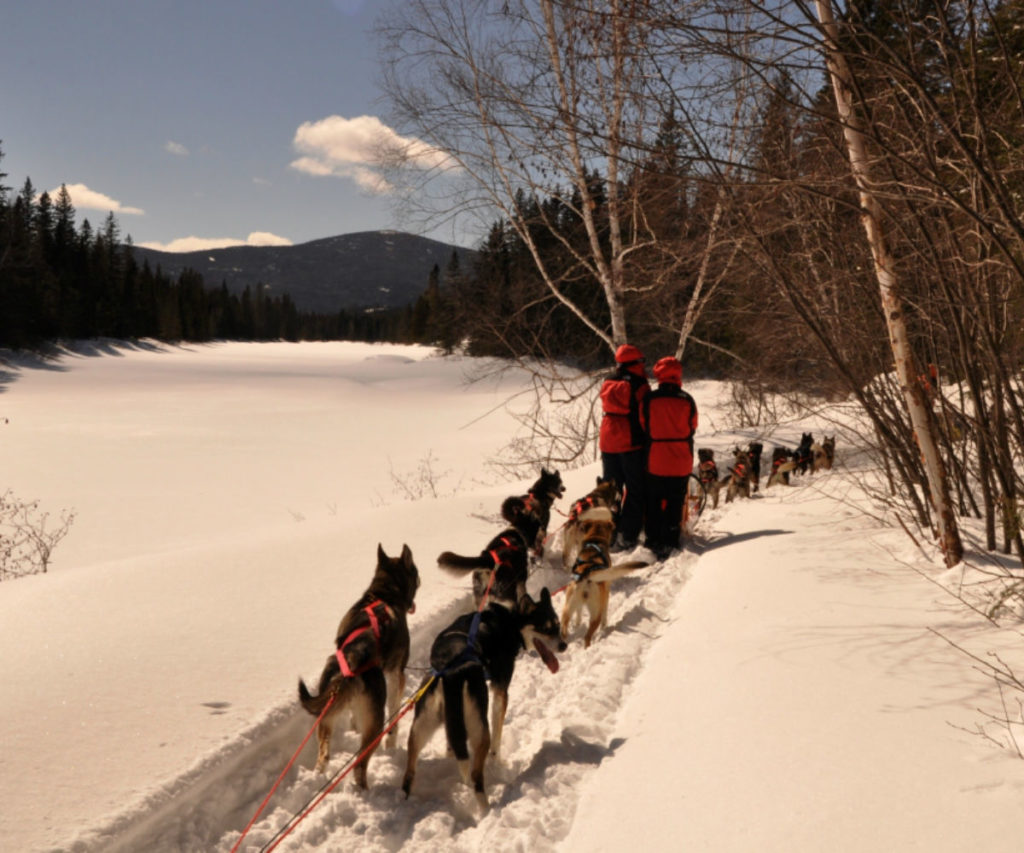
(683, 476, 706, 531)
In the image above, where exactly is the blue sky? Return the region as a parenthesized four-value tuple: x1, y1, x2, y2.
(1, 0, 469, 251)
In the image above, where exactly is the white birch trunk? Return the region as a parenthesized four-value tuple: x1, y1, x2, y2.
(813, 0, 963, 566)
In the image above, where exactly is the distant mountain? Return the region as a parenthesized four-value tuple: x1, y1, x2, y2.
(130, 231, 477, 314)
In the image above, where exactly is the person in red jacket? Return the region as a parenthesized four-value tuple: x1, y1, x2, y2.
(599, 343, 651, 550)
(643, 356, 698, 560)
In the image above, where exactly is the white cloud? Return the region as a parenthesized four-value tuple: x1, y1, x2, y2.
(138, 232, 293, 253)
(52, 183, 145, 216)
(165, 141, 189, 156)
(289, 156, 335, 177)
(245, 231, 292, 247)
(289, 114, 454, 192)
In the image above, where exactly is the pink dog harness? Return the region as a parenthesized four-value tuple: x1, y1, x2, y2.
(335, 600, 393, 678)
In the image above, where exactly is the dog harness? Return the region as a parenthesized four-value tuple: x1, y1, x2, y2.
(488, 534, 523, 570)
(568, 495, 598, 521)
(698, 459, 718, 482)
(335, 600, 393, 678)
(571, 539, 611, 581)
(431, 610, 486, 677)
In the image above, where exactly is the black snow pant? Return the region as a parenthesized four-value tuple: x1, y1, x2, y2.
(644, 472, 688, 552)
(601, 448, 646, 543)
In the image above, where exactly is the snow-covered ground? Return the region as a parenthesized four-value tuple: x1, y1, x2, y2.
(2, 340, 1023, 852)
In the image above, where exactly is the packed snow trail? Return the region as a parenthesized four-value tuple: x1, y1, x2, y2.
(65, 536, 695, 853)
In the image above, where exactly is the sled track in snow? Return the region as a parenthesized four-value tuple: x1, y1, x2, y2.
(64, 544, 697, 853)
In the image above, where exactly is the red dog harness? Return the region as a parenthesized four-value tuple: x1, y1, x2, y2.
(568, 495, 598, 521)
(335, 600, 394, 678)
(488, 534, 521, 570)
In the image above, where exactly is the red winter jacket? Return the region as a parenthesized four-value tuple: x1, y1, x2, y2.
(599, 365, 650, 453)
(643, 382, 698, 477)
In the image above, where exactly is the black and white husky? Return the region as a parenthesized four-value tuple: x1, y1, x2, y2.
(401, 588, 564, 811)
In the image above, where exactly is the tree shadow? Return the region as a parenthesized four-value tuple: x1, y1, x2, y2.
(0, 339, 175, 393)
(685, 528, 794, 555)
(494, 729, 627, 807)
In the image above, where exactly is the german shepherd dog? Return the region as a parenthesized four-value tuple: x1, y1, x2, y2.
(513, 468, 566, 557)
(696, 448, 721, 509)
(297, 544, 420, 785)
(560, 506, 648, 647)
(724, 448, 752, 503)
(747, 442, 764, 493)
(812, 435, 836, 472)
(438, 495, 541, 609)
(794, 432, 814, 475)
(561, 477, 622, 569)
(402, 589, 564, 811)
(766, 446, 797, 487)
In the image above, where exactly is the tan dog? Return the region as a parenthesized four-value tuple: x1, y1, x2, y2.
(812, 436, 836, 472)
(561, 478, 622, 569)
(724, 449, 752, 503)
(560, 507, 647, 647)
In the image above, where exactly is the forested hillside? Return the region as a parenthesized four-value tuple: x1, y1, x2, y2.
(0, 153, 469, 349)
(130, 232, 475, 314)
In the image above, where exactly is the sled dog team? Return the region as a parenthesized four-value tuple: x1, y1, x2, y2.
(298, 438, 836, 811)
(298, 468, 656, 811)
(697, 434, 836, 509)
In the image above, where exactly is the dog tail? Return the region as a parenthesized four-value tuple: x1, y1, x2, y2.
(298, 677, 331, 715)
(438, 551, 490, 573)
(298, 654, 345, 715)
(500, 495, 530, 524)
(586, 561, 649, 583)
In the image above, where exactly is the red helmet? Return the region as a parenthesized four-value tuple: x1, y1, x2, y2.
(614, 344, 645, 365)
(653, 356, 682, 384)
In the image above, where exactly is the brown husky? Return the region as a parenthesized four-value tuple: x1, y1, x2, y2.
(723, 448, 752, 503)
(560, 506, 648, 647)
(561, 477, 622, 569)
(812, 435, 836, 472)
(297, 543, 420, 786)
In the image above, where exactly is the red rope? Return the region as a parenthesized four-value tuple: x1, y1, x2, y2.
(540, 516, 570, 545)
(230, 692, 337, 853)
(260, 684, 428, 852)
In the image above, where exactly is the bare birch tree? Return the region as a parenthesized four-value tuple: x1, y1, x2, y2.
(377, 0, 729, 360)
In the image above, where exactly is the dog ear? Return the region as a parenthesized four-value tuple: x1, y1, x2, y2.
(400, 543, 413, 567)
(377, 542, 387, 563)
(540, 587, 552, 606)
(517, 591, 536, 614)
